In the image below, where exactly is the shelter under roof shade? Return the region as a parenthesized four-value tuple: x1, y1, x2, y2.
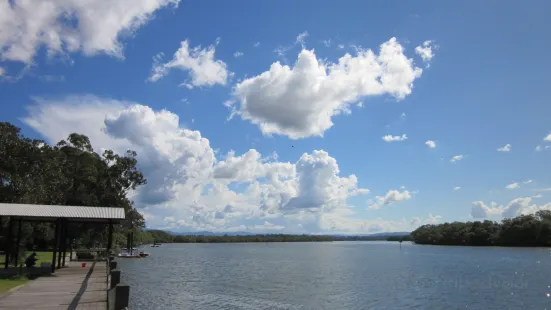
(0, 203, 125, 224)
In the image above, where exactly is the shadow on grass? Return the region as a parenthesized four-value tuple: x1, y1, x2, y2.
(0, 266, 52, 280)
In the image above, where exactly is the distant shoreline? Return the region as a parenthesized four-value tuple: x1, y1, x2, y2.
(141, 231, 413, 244)
(412, 242, 551, 248)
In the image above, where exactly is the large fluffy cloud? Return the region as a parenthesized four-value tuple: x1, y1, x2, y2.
(284, 150, 369, 211)
(228, 38, 428, 139)
(104, 105, 216, 204)
(21, 95, 427, 234)
(0, 0, 179, 63)
(470, 197, 551, 219)
(149, 39, 230, 88)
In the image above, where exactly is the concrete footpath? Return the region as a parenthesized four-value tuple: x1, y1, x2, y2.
(0, 261, 107, 310)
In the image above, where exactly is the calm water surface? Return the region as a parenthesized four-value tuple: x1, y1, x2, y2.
(118, 242, 551, 310)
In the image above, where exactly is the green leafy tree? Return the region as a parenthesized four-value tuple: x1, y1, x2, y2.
(411, 213, 551, 247)
(0, 122, 148, 252)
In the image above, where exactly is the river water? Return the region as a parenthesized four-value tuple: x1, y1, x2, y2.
(118, 241, 551, 310)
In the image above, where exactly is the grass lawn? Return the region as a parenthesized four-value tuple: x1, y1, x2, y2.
(0, 251, 54, 265)
(0, 278, 28, 293)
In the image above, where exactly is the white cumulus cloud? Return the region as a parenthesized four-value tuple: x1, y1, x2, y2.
(502, 197, 533, 218)
(382, 134, 408, 142)
(425, 140, 436, 148)
(470, 201, 502, 218)
(21, 95, 385, 233)
(471, 197, 551, 219)
(497, 144, 511, 152)
(228, 37, 427, 139)
(233, 51, 244, 58)
(0, 0, 179, 64)
(149, 39, 230, 88)
(454, 186, 461, 191)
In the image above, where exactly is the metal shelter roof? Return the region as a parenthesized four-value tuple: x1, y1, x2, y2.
(0, 203, 125, 223)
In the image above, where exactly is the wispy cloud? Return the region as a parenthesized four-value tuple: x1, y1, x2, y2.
(382, 134, 408, 142)
(535, 133, 551, 151)
(425, 140, 436, 148)
(506, 182, 520, 189)
(295, 31, 309, 47)
(415, 40, 436, 67)
(497, 144, 511, 152)
(368, 189, 412, 210)
(450, 155, 463, 163)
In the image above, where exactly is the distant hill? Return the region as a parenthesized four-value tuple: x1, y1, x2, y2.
(347, 232, 410, 237)
(164, 230, 254, 236)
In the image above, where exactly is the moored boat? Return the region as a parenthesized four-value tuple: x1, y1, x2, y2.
(118, 252, 142, 258)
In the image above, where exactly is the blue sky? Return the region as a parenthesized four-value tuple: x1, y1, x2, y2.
(1, 0, 551, 233)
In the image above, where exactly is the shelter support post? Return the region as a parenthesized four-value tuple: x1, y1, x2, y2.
(57, 220, 65, 269)
(4, 217, 12, 269)
(13, 219, 22, 267)
(107, 221, 113, 256)
(62, 220, 68, 267)
(51, 220, 60, 273)
(69, 239, 73, 262)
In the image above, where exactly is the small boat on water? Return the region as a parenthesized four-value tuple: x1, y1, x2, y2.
(118, 251, 150, 258)
(118, 252, 141, 258)
(121, 247, 138, 252)
(151, 242, 162, 247)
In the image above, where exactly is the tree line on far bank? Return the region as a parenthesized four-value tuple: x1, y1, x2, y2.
(132, 230, 413, 244)
(411, 210, 551, 246)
